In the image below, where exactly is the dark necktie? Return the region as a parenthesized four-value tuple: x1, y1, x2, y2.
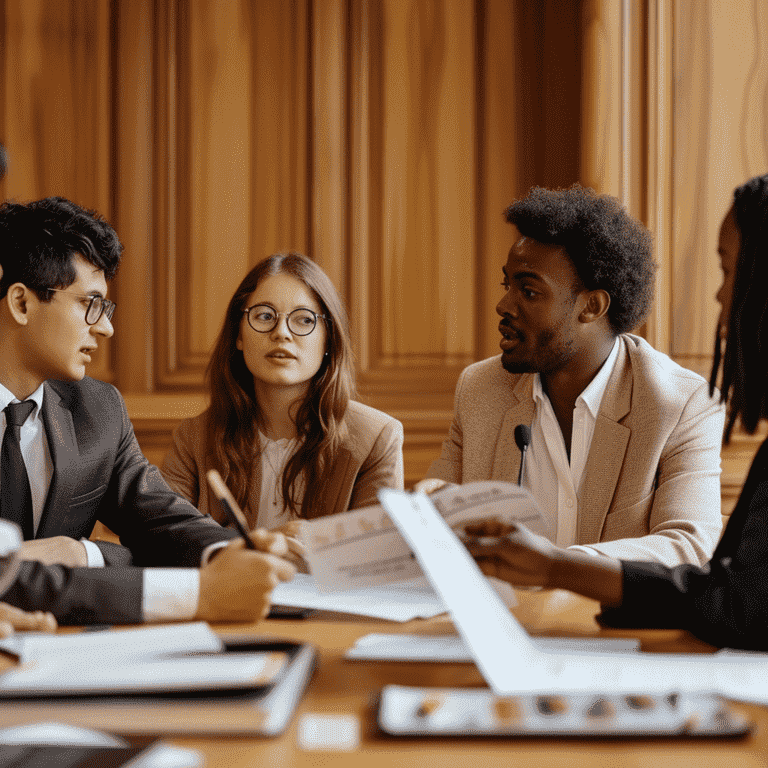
(1, 400, 36, 540)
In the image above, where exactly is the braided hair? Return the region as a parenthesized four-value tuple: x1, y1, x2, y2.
(711, 174, 768, 442)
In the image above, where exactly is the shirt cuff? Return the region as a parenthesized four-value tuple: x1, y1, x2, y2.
(201, 540, 230, 566)
(81, 538, 106, 567)
(565, 544, 601, 557)
(142, 569, 200, 623)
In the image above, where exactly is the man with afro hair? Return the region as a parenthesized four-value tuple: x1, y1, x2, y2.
(418, 185, 725, 567)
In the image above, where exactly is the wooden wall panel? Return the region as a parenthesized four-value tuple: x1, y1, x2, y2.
(670, 0, 768, 378)
(350, 0, 478, 406)
(5, 0, 763, 494)
(1, 0, 113, 380)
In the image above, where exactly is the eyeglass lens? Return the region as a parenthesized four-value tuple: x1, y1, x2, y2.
(247, 306, 318, 336)
(85, 296, 116, 325)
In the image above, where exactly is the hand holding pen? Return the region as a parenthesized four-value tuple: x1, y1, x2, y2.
(206, 470, 306, 564)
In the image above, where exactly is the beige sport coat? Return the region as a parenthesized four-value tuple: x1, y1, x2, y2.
(162, 400, 404, 527)
(427, 334, 726, 567)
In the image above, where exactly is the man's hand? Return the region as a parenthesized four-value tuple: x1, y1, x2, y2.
(0, 602, 57, 638)
(461, 518, 624, 606)
(413, 478, 449, 495)
(19, 537, 88, 567)
(461, 519, 560, 587)
(196, 539, 296, 623)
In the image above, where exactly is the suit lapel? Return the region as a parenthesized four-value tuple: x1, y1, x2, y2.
(491, 376, 535, 481)
(577, 341, 632, 544)
(37, 382, 80, 537)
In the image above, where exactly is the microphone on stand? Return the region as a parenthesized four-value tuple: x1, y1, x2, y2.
(514, 424, 531, 486)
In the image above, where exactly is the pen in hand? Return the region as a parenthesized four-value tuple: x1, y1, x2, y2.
(206, 469, 258, 550)
(206, 469, 306, 562)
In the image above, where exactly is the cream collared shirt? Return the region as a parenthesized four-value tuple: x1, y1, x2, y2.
(524, 338, 621, 550)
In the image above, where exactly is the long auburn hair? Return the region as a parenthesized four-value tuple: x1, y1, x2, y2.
(206, 252, 356, 518)
(710, 174, 768, 443)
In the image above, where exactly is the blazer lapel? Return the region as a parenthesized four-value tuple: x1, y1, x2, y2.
(309, 447, 355, 519)
(491, 376, 535, 482)
(37, 382, 80, 537)
(243, 452, 264, 529)
(577, 342, 633, 544)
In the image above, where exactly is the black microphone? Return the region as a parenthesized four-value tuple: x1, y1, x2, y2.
(514, 424, 531, 486)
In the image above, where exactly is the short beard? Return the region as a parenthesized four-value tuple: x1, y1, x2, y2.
(501, 328, 576, 376)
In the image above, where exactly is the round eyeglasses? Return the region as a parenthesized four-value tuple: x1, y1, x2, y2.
(243, 304, 327, 336)
(47, 289, 116, 326)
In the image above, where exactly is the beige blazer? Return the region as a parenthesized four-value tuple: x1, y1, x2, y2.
(161, 400, 404, 527)
(427, 334, 726, 567)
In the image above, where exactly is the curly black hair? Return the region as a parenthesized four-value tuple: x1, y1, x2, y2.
(504, 185, 656, 334)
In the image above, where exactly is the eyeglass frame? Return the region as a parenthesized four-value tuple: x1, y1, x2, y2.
(46, 288, 116, 326)
(242, 303, 328, 337)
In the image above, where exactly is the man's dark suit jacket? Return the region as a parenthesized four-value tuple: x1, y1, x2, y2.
(599, 436, 768, 650)
(2, 377, 237, 623)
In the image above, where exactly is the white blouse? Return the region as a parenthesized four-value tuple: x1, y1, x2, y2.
(257, 432, 305, 529)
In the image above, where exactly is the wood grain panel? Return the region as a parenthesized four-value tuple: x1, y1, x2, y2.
(1, 0, 113, 381)
(112, 0, 155, 392)
(374, 0, 476, 370)
(7, 0, 767, 497)
(246, 0, 310, 260)
(153, 0, 253, 388)
(670, 0, 768, 378)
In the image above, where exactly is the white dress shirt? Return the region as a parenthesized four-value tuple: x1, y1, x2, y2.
(0, 380, 199, 622)
(524, 338, 621, 551)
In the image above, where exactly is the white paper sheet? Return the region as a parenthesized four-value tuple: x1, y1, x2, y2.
(377, 488, 768, 704)
(0, 622, 222, 664)
(270, 573, 447, 622)
(0, 651, 286, 696)
(345, 633, 640, 661)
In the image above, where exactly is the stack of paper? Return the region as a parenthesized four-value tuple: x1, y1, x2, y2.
(0, 622, 286, 696)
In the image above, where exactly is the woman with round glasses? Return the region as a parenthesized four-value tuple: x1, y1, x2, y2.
(161, 252, 404, 539)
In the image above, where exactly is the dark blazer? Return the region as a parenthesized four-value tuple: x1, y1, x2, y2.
(3, 376, 236, 623)
(599, 436, 768, 650)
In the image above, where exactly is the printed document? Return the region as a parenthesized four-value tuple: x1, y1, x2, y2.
(301, 481, 541, 592)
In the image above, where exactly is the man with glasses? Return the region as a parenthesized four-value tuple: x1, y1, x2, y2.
(0, 196, 295, 624)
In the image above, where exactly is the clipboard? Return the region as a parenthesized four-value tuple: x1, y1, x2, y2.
(0, 636, 317, 736)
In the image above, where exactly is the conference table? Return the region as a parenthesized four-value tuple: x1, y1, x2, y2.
(111, 588, 764, 768)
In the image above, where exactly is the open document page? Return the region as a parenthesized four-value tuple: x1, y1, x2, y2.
(377, 488, 768, 705)
(301, 481, 541, 592)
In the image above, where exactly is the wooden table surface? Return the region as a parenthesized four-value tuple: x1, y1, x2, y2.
(128, 589, 765, 768)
